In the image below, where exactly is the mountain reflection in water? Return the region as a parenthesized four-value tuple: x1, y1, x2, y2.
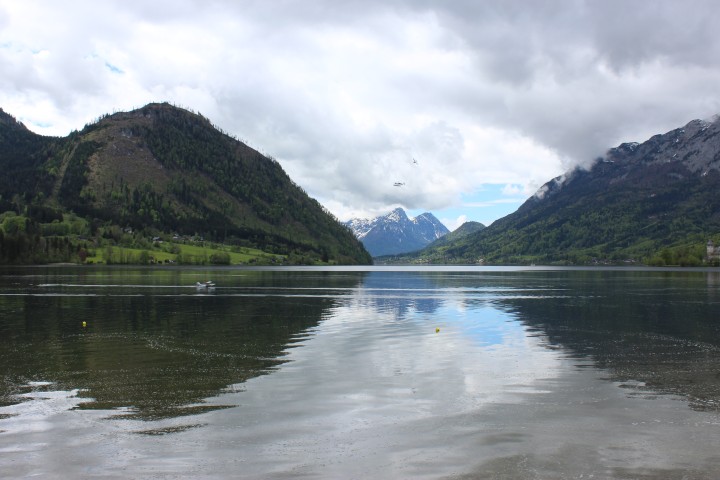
(1, 266, 719, 479)
(494, 269, 720, 411)
(0, 267, 364, 419)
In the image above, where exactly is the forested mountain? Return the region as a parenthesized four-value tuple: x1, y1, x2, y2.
(429, 221, 485, 246)
(0, 103, 371, 265)
(345, 208, 449, 256)
(399, 117, 720, 265)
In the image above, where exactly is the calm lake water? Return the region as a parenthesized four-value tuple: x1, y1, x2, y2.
(1, 266, 720, 479)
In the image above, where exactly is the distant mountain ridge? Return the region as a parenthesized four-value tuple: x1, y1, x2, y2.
(345, 208, 449, 256)
(393, 116, 720, 265)
(0, 103, 371, 265)
(429, 221, 485, 246)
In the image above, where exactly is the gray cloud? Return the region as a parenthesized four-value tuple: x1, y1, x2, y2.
(1, 0, 719, 222)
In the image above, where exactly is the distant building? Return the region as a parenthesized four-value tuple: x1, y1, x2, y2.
(707, 240, 720, 261)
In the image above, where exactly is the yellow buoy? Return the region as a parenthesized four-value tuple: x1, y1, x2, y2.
(82, 321, 87, 328)
(435, 327, 440, 333)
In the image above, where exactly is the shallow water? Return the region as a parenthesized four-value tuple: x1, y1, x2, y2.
(1, 266, 719, 478)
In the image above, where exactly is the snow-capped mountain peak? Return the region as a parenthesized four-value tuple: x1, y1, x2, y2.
(344, 208, 450, 256)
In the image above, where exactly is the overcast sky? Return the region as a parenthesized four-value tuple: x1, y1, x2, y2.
(2, 1, 720, 229)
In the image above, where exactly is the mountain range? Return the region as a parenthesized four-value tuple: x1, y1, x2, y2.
(3, 102, 720, 266)
(395, 116, 720, 265)
(0, 103, 371, 265)
(344, 208, 449, 257)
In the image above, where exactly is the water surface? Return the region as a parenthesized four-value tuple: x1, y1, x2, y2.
(1, 266, 719, 478)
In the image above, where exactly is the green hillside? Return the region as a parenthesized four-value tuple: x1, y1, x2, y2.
(0, 104, 371, 265)
(393, 118, 720, 266)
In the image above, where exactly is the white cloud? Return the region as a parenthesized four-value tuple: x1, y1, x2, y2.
(463, 198, 526, 209)
(1, 0, 720, 224)
(442, 215, 467, 232)
(501, 184, 523, 196)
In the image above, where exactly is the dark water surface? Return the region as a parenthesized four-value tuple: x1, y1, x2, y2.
(1, 266, 719, 478)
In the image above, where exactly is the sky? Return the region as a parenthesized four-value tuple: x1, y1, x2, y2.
(2, 1, 720, 230)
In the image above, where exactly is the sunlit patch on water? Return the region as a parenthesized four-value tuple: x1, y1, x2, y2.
(0, 381, 97, 438)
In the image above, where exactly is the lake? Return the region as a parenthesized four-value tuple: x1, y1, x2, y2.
(1, 265, 719, 479)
